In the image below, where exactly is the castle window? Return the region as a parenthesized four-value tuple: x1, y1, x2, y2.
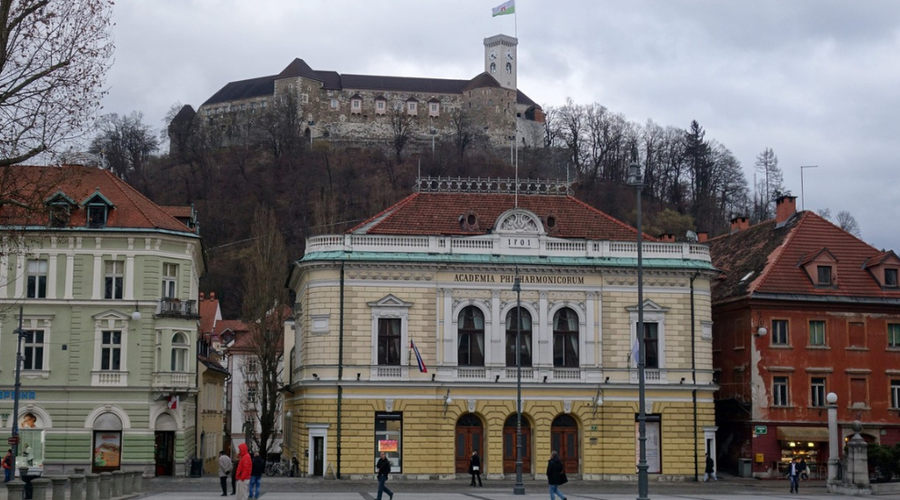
(376, 100, 386, 115)
(351, 97, 362, 115)
(429, 102, 439, 117)
(490, 62, 496, 74)
(331, 99, 338, 109)
(407, 101, 417, 115)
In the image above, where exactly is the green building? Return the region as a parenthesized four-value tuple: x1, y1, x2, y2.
(0, 165, 204, 476)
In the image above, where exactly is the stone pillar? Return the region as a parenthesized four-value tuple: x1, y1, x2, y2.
(50, 476, 68, 500)
(5, 480, 26, 500)
(70, 475, 85, 500)
(85, 474, 99, 500)
(111, 471, 123, 497)
(134, 471, 143, 494)
(98, 472, 112, 500)
(31, 478, 51, 500)
(846, 430, 870, 487)
(121, 471, 132, 495)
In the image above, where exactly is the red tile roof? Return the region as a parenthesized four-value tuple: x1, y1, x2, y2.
(198, 294, 221, 335)
(348, 192, 652, 241)
(709, 210, 900, 303)
(0, 165, 196, 234)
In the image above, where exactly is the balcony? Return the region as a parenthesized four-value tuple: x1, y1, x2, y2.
(153, 372, 193, 389)
(92, 371, 128, 387)
(155, 298, 199, 318)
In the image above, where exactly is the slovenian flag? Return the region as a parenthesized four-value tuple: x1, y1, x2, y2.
(411, 340, 427, 373)
(492, 0, 515, 17)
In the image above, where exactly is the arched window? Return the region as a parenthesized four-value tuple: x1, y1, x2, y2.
(553, 308, 579, 367)
(458, 306, 485, 366)
(506, 308, 532, 367)
(171, 332, 189, 371)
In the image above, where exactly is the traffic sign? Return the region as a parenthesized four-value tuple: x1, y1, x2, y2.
(7, 436, 20, 445)
(754, 425, 767, 435)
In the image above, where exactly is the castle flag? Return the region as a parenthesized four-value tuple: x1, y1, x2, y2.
(492, 0, 515, 17)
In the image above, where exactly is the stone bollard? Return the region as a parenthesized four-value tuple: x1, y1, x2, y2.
(121, 471, 132, 496)
(98, 473, 112, 500)
(70, 475, 85, 500)
(31, 478, 51, 500)
(111, 471, 124, 497)
(85, 474, 99, 500)
(132, 471, 142, 494)
(5, 480, 26, 500)
(50, 476, 68, 500)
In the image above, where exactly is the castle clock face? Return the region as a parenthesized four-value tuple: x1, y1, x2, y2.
(490, 49, 497, 60)
(506, 49, 514, 61)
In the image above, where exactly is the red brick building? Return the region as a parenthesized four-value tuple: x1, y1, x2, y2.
(708, 195, 900, 478)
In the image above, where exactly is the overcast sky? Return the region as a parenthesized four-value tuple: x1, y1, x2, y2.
(102, 1, 900, 252)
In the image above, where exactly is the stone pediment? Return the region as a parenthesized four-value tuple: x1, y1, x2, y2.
(494, 209, 544, 235)
(367, 294, 412, 308)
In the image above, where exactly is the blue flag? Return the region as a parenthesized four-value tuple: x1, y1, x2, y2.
(411, 340, 427, 373)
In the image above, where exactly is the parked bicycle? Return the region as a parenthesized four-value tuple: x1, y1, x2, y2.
(265, 460, 291, 476)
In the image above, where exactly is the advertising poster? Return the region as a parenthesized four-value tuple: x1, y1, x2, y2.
(378, 440, 398, 453)
(93, 432, 122, 468)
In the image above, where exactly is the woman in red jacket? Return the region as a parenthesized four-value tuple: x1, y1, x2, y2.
(234, 444, 252, 500)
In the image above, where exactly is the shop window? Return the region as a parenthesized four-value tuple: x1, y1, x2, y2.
(100, 330, 122, 371)
(378, 318, 401, 366)
(104, 260, 124, 299)
(26, 259, 48, 298)
(92, 412, 123, 472)
(809, 320, 826, 347)
(552, 307, 579, 367)
(17, 412, 44, 469)
(891, 380, 900, 409)
(23, 330, 46, 370)
(889, 324, 900, 348)
(457, 306, 485, 367)
(634, 414, 661, 474)
(171, 332, 189, 371)
(810, 377, 826, 407)
(375, 413, 402, 473)
(772, 320, 789, 346)
(773, 376, 790, 407)
(505, 307, 532, 368)
(161, 263, 177, 298)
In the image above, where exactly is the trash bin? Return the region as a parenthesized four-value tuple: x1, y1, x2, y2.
(738, 458, 752, 478)
(19, 466, 42, 499)
(190, 458, 203, 478)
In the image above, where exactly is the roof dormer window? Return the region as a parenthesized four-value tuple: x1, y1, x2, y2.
(44, 191, 76, 228)
(799, 248, 838, 288)
(817, 265, 832, 286)
(863, 251, 900, 289)
(885, 268, 898, 288)
(82, 191, 114, 229)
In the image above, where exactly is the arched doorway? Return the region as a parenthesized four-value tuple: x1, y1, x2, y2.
(455, 414, 483, 473)
(502, 414, 531, 474)
(154, 413, 177, 476)
(550, 414, 579, 474)
(92, 413, 122, 473)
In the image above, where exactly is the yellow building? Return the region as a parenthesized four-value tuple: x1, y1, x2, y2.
(285, 178, 718, 480)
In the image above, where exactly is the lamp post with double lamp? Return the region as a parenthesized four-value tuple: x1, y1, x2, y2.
(627, 160, 649, 500)
(512, 270, 525, 495)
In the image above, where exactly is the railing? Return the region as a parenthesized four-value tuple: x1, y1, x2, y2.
(92, 371, 127, 387)
(153, 372, 192, 387)
(552, 368, 582, 381)
(375, 366, 402, 378)
(456, 368, 486, 380)
(156, 298, 199, 318)
(305, 234, 710, 262)
(506, 368, 535, 380)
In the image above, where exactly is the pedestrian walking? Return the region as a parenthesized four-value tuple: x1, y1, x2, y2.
(375, 451, 394, 500)
(787, 456, 801, 494)
(231, 453, 238, 495)
(799, 458, 808, 481)
(469, 451, 483, 487)
(235, 444, 252, 500)
(546, 450, 568, 500)
(249, 452, 265, 499)
(2, 449, 13, 483)
(704, 452, 718, 482)
(217, 450, 231, 496)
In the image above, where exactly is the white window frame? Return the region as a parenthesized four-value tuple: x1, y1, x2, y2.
(406, 101, 417, 115)
(171, 332, 189, 372)
(810, 377, 826, 408)
(368, 295, 412, 373)
(628, 300, 668, 370)
(773, 376, 790, 407)
(27, 259, 48, 299)
(891, 380, 900, 409)
(330, 99, 339, 109)
(91, 311, 130, 384)
(105, 260, 124, 299)
(429, 102, 439, 117)
(162, 263, 178, 299)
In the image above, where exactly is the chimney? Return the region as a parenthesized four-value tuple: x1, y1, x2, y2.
(697, 232, 708, 243)
(775, 195, 797, 225)
(199, 292, 204, 300)
(730, 216, 750, 233)
(659, 233, 676, 243)
(210, 291, 216, 299)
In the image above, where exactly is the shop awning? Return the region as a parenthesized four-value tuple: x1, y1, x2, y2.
(776, 426, 829, 442)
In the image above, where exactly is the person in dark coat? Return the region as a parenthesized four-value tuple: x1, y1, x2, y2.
(704, 452, 718, 482)
(546, 450, 567, 500)
(787, 456, 801, 494)
(469, 451, 483, 487)
(375, 452, 393, 500)
(249, 452, 265, 499)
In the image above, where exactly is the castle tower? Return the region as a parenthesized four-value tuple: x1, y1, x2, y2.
(484, 34, 517, 90)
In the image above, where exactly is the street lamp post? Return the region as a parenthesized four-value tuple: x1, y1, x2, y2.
(628, 160, 649, 500)
(512, 271, 525, 495)
(11, 306, 27, 460)
(826, 392, 839, 484)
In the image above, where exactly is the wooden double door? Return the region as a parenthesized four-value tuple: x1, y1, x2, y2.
(455, 414, 483, 473)
(502, 415, 532, 474)
(551, 414, 579, 473)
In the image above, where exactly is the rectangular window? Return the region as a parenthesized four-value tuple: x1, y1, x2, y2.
(23, 330, 45, 370)
(375, 413, 402, 473)
(246, 385, 257, 404)
(330, 99, 338, 109)
(100, 330, 122, 371)
(104, 260, 124, 299)
(643, 322, 659, 368)
(817, 265, 832, 285)
(885, 268, 898, 287)
(773, 376, 789, 406)
(891, 380, 900, 409)
(377, 101, 385, 110)
(848, 321, 865, 348)
(162, 263, 177, 298)
(850, 377, 867, 408)
(889, 324, 900, 348)
(300, 93, 309, 104)
(87, 205, 107, 228)
(772, 320, 789, 345)
(407, 102, 417, 114)
(809, 320, 826, 346)
(352, 100, 361, 109)
(377, 318, 401, 365)
(26, 259, 48, 298)
(810, 377, 826, 407)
